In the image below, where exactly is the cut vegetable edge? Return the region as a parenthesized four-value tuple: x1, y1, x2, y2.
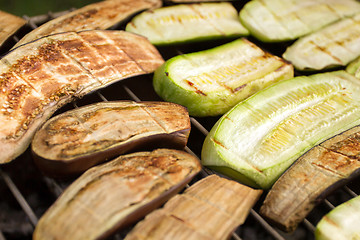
(153, 38, 294, 117)
(201, 70, 360, 189)
(315, 195, 360, 240)
(125, 2, 249, 46)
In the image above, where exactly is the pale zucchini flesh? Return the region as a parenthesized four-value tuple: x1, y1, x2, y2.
(201, 71, 360, 189)
(153, 38, 294, 117)
(239, 0, 360, 42)
(125, 3, 249, 45)
(315, 195, 360, 240)
(347, 56, 360, 78)
(283, 13, 360, 71)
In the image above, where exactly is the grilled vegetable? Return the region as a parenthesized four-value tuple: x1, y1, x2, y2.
(153, 38, 293, 117)
(0, 10, 26, 47)
(260, 125, 360, 232)
(201, 70, 360, 189)
(125, 3, 249, 46)
(347, 56, 360, 78)
(283, 13, 360, 71)
(33, 149, 201, 240)
(32, 101, 191, 176)
(166, 0, 235, 2)
(13, 0, 162, 48)
(125, 174, 262, 240)
(0, 30, 164, 165)
(239, 0, 360, 42)
(315, 195, 360, 240)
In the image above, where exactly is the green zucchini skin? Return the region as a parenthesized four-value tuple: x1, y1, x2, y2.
(315, 195, 360, 240)
(347, 56, 360, 78)
(201, 70, 360, 189)
(125, 3, 249, 46)
(283, 13, 360, 71)
(153, 38, 293, 117)
(239, 0, 360, 42)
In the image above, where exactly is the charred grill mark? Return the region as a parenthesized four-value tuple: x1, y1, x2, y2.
(44, 9, 99, 34)
(38, 42, 66, 64)
(185, 80, 207, 96)
(140, 104, 170, 134)
(310, 147, 360, 178)
(224, 115, 234, 123)
(212, 138, 227, 150)
(184, 51, 278, 95)
(79, 31, 145, 78)
(0, 72, 17, 93)
(188, 4, 226, 36)
(64, 153, 186, 205)
(6, 84, 29, 114)
(309, 40, 344, 64)
(234, 84, 247, 92)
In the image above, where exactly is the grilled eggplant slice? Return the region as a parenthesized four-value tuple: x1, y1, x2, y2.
(125, 174, 262, 240)
(283, 13, 360, 71)
(201, 71, 360, 189)
(260, 125, 360, 232)
(33, 149, 201, 240)
(239, 0, 360, 42)
(13, 0, 162, 48)
(315, 195, 360, 240)
(31, 101, 191, 176)
(0, 10, 26, 47)
(347, 56, 360, 78)
(0, 30, 164, 165)
(125, 3, 249, 46)
(153, 38, 293, 117)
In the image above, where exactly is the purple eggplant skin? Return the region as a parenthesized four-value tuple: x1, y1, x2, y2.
(33, 148, 202, 240)
(0, 30, 164, 165)
(31, 101, 191, 177)
(260, 125, 360, 232)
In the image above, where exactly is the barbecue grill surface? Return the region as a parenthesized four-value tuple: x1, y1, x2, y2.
(1, 2, 359, 240)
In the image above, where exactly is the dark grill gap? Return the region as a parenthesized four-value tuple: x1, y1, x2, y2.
(0, 3, 359, 240)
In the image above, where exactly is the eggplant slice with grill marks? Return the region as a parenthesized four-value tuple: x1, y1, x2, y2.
(260, 125, 360, 232)
(125, 174, 262, 240)
(31, 101, 191, 176)
(0, 10, 26, 47)
(283, 13, 360, 71)
(0, 30, 164, 165)
(33, 148, 202, 240)
(13, 0, 162, 48)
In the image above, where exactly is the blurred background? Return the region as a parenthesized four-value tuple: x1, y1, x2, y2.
(0, 0, 99, 17)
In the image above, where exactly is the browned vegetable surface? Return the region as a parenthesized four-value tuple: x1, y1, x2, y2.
(0, 30, 164, 165)
(125, 174, 262, 240)
(32, 100, 191, 176)
(260, 125, 360, 232)
(0, 10, 26, 47)
(13, 0, 161, 48)
(33, 148, 201, 240)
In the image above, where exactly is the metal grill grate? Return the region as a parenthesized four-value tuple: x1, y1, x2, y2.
(0, 3, 359, 240)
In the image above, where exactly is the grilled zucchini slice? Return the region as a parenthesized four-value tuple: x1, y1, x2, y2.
(283, 13, 360, 71)
(239, 0, 360, 42)
(347, 56, 360, 78)
(125, 2, 249, 45)
(315, 196, 360, 240)
(153, 38, 293, 117)
(201, 71, 360, 189)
